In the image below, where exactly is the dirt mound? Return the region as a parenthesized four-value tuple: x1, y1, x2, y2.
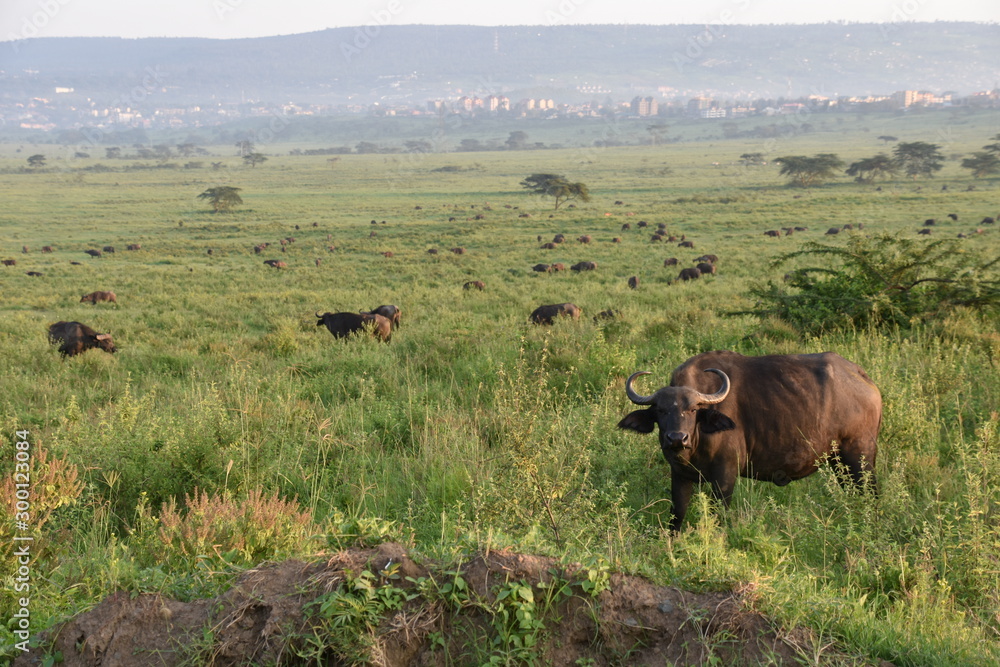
(16, 543, 842, 666)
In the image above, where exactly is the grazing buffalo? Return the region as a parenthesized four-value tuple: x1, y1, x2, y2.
(263, 259, 287, 268)
(85, 249, 102, 258)
(695, 254, 718, 264)
(316, 311, 391, 342)
(41, 246, 54, 253)
(48, 321, 117, 357)
(451, 247, 466, 255)
(593, 309, 621, 322)
(981, 217, 995, 225)
(678, 241, 695, 248)
(924, 219, 936, 226)
(553, 234, 566, 243)
(628, 276, 639, 289)
(570, 261, 597, 272)
(540, 242, 557, 249)
(578, 235, 592, 244)
(764, 230, 780, 237)
(80, 291, 117, 305)
(550, 263, 566, 272)
(650, 234, 664, 243)
(463, 280, 485, 291)
(126, 244, 141, 251)
(368, 304, 401, 329)
(663, 257, 678, 267)
(1, 259, 15, 266)
(677, 267, 701, 281)
(314, 258, 320, 266)
(532, 263, 551, 273)
(103, 246, 116, 253)
(382, 251, 394, 258)
(427, 248, 439, 255)
(918, 229, 932, 235)
(637, 221, 648, 228)
(26, 271, 43, 277)
(612, 238, 621, 243)
(530, 303, 582, 325)
(825, 227, 840, 235)
(696, 262, 717, 276)
(621, 223, 631, 231)
(947, 213, 958, 221)
(617, 350, 882, 531)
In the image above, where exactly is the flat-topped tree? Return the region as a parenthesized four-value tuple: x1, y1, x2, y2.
(198, 186, 243, 213)
(520, 173, 591, 210)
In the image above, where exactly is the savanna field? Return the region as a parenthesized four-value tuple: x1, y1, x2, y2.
(1, 110, 1000, 665)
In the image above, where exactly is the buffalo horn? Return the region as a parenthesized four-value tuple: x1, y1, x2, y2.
(625, 371, 655, 405)
(315, 311, 324, 319)
(693, 368, 730, 405)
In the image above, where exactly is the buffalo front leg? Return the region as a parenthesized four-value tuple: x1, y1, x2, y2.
(669, 475, 695, 532)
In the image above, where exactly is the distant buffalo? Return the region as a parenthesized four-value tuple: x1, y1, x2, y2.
(553, 234, 566, 243)
(103, 246, 116, 253)
(463, 280, 485, 291)
(663, 257, 678, 267)
(26, 271, 43, 277)
(612, 237, 621, 243)
(1, 259, 15, 266)
(450, 247, 466, 255)
(367, 304, 401, 329)
(637, 221, 648, 228)
(918, 229, 932, 235)
(764, 230, 780, 237)
(316, 311, 391, 342)
(947, 213, 958, 221)
(427, 248, 439, 254)
(593, 309, 621, 322)
(263, 260, 287, 268)
(530, 303, 582, 325)
(825, 227, 840, 235)
(80, 291, 117, 305)
(48, 321, 117, 357)
(678, 267, 702, 281)
(540, 242, 557, 249)
(570, 261, 597, 272)
(678, 241, 695, 248)
(532, 263, 551, 273)
(696, 262, 717, 276)
(621, 223, 631, 231)
(41, 246, 54, 253)
(981, 217, 994, 225)
(578, 235, 592, 244)
(550, 263, 566, 272)
(628, 276, 639, 289)
(650, 234, 664, 243)
(85, 249, 102, 258)
(126, 244, 141, 251)
(695, 254, 718, 264)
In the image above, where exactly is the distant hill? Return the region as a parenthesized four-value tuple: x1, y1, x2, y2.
(2, 23, 998, 104)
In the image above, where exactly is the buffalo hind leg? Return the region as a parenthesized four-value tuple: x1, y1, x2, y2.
(831, 439, 878, 495)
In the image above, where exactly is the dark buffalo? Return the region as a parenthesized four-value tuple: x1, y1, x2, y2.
(314, 258, 320, 266)
(663, 258, 678, 267)
(553, 234, 566, 243)
(26, 271, 43, 277)
(103, 246, 116, 253)
(126, 244, 141, 251)
(695, 254, 718, 264)
(540, 242, 557, 249)
(463, 280, 485, 291)
(764, 230, 780, 237)
(825, 227, 840, 235)
(2, 259, 15, 266)
(427, 248, 438, 255)
(637, 221, 648, 228)
(677, 267, 701, 281)
(530, 303, 582, 325)
(451, 247, 466, 255)
(650, 234, 664, 243)
(981, 217, 995, 225)
(316, 311, 392, 342)
(48, 321, 117, 357)
(696, 262, 717, 276)
(593, 309, 621, 322)
(628, 276, 639, 289)
(947, 213, 958, 221)
(368, 305, 401, 329)
(617, 350, 882, 531)
(918, 229, 932, 235)
(80, 291, 117, 305)
(532, 263, 551, 273)
(85, 249, 102, 258)
(621, 223, 631, 231)
(612, 237, 621, 243)
(570, 261, 597, 272)
(924, 219, 936, 226)
(678, 241, 695, 248)
(263, 260, 287, 268)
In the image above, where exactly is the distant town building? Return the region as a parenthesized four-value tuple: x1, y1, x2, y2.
(631, 96, 658, 116)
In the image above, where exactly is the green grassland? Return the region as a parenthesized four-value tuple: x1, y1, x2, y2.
(2, 109, 1000, 664)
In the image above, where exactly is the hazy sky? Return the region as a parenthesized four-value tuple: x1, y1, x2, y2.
(2, 0, 997, 41)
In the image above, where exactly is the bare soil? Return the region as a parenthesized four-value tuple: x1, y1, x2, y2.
(15, 542, 881, 666)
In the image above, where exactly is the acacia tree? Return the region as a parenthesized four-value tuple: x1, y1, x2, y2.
(961, 152, 1000, 179)
(519, 173, 591, 210)
(892, 141, 944, 179)
(845, 154, 898, 183)
(26, 154, 46, 168)
(198, 186, 243, 212)
(243, 152, 268, 168)
(773, 153, 844, 187)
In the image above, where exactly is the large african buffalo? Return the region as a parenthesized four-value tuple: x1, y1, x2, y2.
(48, 321, 117, 357)
(85, 249, 102, 258)
(367, 304, 401, 329)
(80, 291, 117, 305)
(316, 311, 392, 342)
(570, 261, 597, 272)
(618, 351, 882, 531)
(530, 303, 581, 325)
(696, 262, 717, 276)
(463, 280, 485, 291)
(677, 267, 701, 281)
(263, 259, 287, 268)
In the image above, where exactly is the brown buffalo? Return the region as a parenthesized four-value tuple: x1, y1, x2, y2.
(103, 246, 115, 253)
(316, 311, 391, 342)
(612, 237, 621, 243)
(618, 351, 882, 531)
(41, 246, 54, 253)
(678, 241, 695, 248)
(663, 258, 678, 267)
(2, 259, 15, 266)
(570, 261, 597, 272)
(263, 260, 287, 268)
(26, 271, 42, 277)
(550, 263, 566, 272)
(621, 223, 631, 231)
(628, 276, 639, 289)
(451, 247, 466, 255)
(532, 263, 551, 273)
(540, 242, 557, 249)
(650, 234, 664, 243)
(764, 230, 780, 237)
(126, 244, 141, 251)
(637, 221, 648, 228)
(80, 291, 117, 305)
(578, 235, 592, 244)
(695, 254, 718, 264)
(463, 280, 485, 291)
(85, 249, 102, 258)
(553, 234, 566, 243)
(427, 248, 438, 255)
(696, 262, 717, 276)
(918, 229, 932, 235)
(677, 267, 701, 281)
(593, 309, 621, 322)
(48, 321, 117, 357)
(382, 251, 394, 258)
(530, 303, 582, 325)
(367, 304, 401, 329)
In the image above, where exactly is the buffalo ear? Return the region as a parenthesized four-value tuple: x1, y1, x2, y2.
(697, 408, 736, 434)
(618, 409, 657, 434)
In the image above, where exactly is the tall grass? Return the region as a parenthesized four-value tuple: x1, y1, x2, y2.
(1, 109, 999, 662)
